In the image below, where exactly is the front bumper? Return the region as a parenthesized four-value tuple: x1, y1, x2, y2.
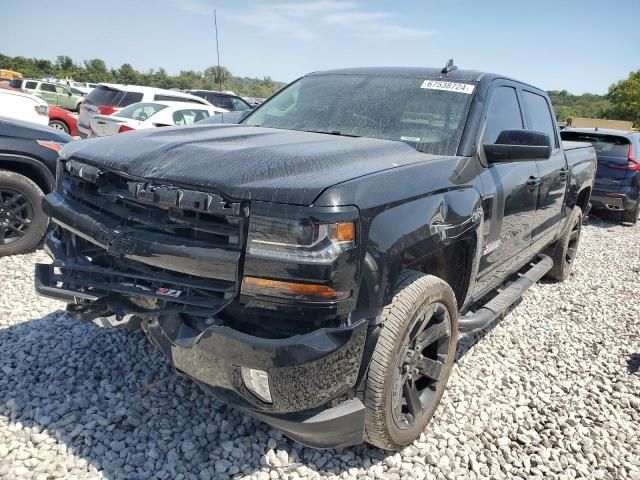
(143, 314, 368, 447)
(35, 232, 369, 448)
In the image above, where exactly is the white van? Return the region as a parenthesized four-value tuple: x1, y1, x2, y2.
(78, 84, 212, 138)
(0, 89, 49, 125)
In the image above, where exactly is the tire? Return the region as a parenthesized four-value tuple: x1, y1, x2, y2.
(49, 119, 69, 134)
(0, 171, 49, 257)
(622, 204, 639, 225)
(363, 271, 458, 450)
(545, 206, 583, 282)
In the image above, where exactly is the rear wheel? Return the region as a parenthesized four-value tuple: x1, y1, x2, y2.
(545, 206, 582, 281)
(363, 271, 458, 450)
(49, 119, 69, 134)
(0, 171, 49, 257)
(622, 204, 639, 225)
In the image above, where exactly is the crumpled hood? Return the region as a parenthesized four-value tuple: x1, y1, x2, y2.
(60, 124, 443, 205)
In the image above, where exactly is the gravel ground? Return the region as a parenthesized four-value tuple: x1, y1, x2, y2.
(0, 219, 639, 480)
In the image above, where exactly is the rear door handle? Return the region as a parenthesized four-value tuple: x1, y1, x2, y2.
(527, 176, 541, 190)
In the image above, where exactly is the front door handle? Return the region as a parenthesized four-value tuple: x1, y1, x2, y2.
(527, 176, 541, 190)
(558, 167, 569, 181)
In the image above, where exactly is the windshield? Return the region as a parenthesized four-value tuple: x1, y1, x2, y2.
(243, 74, 474, 155)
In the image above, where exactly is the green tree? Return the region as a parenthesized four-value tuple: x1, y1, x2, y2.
(0, 52, 284, 97)
(55, 55, 74, 71)
(604, 70, 640, 127)
(116, 63, 141, 85)
(82, 58, 112, 82)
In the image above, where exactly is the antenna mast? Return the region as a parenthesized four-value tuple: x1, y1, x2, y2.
(214, 10, 223, 93)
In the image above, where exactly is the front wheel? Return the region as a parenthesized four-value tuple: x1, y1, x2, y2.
(0, 171, 49, 257)
(363, 272, 458, 450)
(49, 119, 69, 134)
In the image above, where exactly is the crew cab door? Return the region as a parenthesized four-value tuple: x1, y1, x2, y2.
(38, 83, 58, 105)
(522, 90, 568, 250)
(474, 84, 540, 293)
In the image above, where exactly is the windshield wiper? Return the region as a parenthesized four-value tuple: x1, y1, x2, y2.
(302, 129, 360, 138)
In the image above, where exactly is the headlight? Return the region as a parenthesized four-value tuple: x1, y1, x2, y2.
(247, 215, 356, 263)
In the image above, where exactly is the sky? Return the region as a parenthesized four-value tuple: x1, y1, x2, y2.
(3, 0, 639, 94)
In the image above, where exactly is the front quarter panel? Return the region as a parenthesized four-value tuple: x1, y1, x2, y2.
(315, 158, 484, 317)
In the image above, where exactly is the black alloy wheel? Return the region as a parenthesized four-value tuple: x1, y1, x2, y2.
(392, 302, 451, 430)
(363, 271, 458, 450)
(0, 188, 33, 246)
(565, 214, 581, 266)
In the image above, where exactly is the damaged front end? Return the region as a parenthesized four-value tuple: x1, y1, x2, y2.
(36, 158, 368, 448)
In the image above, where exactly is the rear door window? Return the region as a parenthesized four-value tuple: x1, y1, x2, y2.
(213, 94, 233, 110)
(523, 91, 558, 147)
(40, 83, 57, 93)
(24, 81, 37, 89)
(482, 86, 523, 144)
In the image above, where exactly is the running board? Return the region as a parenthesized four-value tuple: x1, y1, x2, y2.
(458, 254, 553, 333)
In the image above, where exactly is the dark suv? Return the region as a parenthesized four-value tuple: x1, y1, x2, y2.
(187, 90, 252, 112)
(561, 129, 640, 224)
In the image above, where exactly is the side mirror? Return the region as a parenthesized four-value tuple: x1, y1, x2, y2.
(483, 130, 552, 162)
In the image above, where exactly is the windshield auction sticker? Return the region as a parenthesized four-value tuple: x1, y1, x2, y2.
(420, 80, 475, 94)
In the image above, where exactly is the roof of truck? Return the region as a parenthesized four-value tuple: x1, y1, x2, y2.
(307, 66, 545, 93)
(308, 66, 485, 82)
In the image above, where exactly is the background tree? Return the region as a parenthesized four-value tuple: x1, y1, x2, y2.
(0, 52, 285, 97)
(603, 70, 640, 127)
(81, 58, 112, 83)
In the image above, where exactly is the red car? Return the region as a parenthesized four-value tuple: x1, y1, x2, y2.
(48, 106, 78, 136)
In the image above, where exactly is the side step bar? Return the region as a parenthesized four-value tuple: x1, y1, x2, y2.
(458, 254, 553, 333)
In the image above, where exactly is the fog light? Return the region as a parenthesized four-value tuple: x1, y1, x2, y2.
(241, 367, 272, 403)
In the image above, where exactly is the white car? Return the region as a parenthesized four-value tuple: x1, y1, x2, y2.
(88, 101, 226, 137)
(78, 84, 214, 138)
(0, 89, 48, 125)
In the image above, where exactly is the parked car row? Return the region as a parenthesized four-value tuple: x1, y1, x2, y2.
(77, 84, 216, 137)
(88, 101, 224, 137)
(8, 78, 85, 112)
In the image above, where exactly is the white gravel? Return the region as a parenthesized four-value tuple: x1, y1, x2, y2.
(0, 220, 639, 480)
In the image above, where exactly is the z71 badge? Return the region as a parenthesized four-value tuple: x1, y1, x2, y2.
(155, 288, 182, 298)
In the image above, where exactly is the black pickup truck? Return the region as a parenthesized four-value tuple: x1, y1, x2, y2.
(35, 64, 596, 450)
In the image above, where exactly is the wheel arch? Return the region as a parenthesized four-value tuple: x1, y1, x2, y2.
(356, 188, 483, 319)
(575, 186, 591, 213)
(0, 154, 55, 194)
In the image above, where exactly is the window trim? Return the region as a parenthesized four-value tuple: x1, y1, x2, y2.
(476, 81, 525, 166)
(521, 88, 560, 150)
